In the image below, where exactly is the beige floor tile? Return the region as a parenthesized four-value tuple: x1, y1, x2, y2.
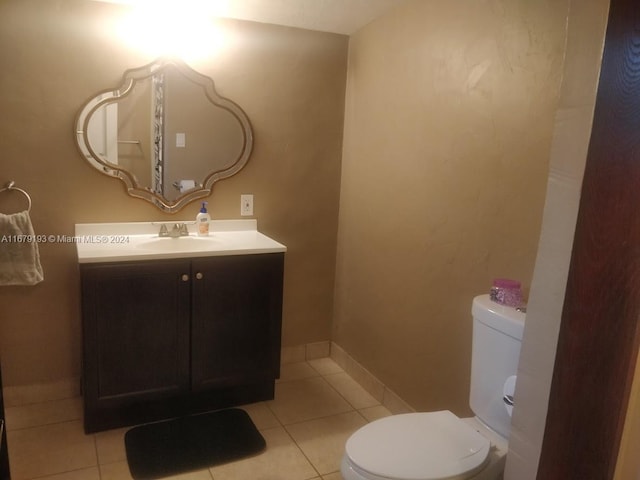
(286, 411, 366, 476)
(324, 373, 380, 410)
(308, 358, 343, 376)
(99, 461, 134, 480)
(277, 362, 320, 382)
(167, 471, 214, 480)
(5, 361, 382, 480)
(5, 397, 82, 431)
(30, 466, 101, 480)
(267, 377, 353, 425)
(7, 420, 97, 479)
(209, 426, 318, 480)
(240, 402, 281, 430)
(95, 427, 128, 465)
(322, 473, 344, 480)
(357, 405, 392, 422)
(101, 460, 213, 480)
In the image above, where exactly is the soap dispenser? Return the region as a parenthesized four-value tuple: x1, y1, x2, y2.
(196, 202, 210, 236)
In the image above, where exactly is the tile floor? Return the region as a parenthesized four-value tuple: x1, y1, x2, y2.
(5, 357, 392, 480)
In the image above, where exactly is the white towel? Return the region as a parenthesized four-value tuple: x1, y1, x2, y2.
(0, 211, 44, 286)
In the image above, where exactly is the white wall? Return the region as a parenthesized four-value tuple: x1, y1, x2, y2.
(505, 0, 610, 477)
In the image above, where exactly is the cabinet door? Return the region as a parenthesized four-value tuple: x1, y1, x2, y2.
(81, 260, 191, 407)
(191, 253, 284, 390)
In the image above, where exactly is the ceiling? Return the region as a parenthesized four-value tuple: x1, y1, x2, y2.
(95, 0, 408, 35)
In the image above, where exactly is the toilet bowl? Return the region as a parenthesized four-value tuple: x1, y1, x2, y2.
(341, 412, 508, 480)
(341, 295, 525, 480)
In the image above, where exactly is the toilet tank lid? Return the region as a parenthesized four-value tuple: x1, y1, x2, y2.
(345, 410, 490, 480)
(472, 294, 525, 340)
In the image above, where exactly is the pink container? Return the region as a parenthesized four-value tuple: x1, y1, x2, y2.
(490, 278, 523, 307)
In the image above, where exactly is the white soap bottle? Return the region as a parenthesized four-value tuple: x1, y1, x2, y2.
(196, 202, 210, 236)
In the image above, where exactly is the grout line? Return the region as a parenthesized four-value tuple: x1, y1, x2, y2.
(4, 394, 81, 409)
(27, 465, 100, 480)
(314, 363, 383, 415)
(280, 423, 322, 480)
(6, 417, 84, 433)
(10, 357, 365, 480)
(317, 373, 362, 413)
(274, 366, 376, 428)
(92, 433, 101, 480)
(263, 395, 285, 429)
(248, 413, 324, 480)
(329, 344, 414, 414)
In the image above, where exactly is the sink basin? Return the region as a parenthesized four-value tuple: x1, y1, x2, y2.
(75, 219, 287, 263)
(135, 236, 220, 251)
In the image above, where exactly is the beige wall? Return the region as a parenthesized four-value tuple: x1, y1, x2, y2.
(505, 0, 610, 478)
(333, 0, 568, 414)
(0, 0, 347, 387)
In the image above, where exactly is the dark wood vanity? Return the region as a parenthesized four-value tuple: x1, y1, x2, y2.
(80, 252, 284, 433)
(74, 57, 281, 434)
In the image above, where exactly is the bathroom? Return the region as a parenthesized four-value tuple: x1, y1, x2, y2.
(1, 0, 639, 479)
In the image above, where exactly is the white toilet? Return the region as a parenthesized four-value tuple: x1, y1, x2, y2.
(341, 294, 526, 480)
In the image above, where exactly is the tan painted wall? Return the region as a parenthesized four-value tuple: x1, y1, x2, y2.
(334, 0, 568, 414)
(0, 0, 347, 387)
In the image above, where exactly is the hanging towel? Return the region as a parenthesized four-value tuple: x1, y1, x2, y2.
(0, 211, 44, 286)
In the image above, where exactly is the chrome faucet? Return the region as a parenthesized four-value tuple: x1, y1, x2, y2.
(158, 223, 189, 238)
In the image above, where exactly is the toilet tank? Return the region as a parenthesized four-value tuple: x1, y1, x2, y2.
(469, 294, 525, 439)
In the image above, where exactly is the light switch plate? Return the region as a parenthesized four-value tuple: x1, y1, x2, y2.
(241, 194, 253, 216)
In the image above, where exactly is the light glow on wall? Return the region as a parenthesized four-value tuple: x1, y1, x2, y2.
(113, 0, 232, 62)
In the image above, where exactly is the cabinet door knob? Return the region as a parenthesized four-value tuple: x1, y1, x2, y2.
(195, 272, 204, 280)
(181, 274, 190, 282)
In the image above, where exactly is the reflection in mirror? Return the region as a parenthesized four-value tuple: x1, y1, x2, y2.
(75, 58, 253, 212)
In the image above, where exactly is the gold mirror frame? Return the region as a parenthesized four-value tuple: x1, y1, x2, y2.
(74, 58, 253, 213)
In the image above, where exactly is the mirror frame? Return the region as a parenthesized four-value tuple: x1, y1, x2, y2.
(74, 57, 254, 213)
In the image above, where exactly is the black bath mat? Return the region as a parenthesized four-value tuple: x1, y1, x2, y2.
(124, 408, 266, 479)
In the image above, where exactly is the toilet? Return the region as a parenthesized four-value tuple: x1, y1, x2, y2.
(341, 294, 526, 480)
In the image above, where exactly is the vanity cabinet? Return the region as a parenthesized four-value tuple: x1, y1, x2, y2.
(80, 252, 284, 433)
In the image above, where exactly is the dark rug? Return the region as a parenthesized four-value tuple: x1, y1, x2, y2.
(124, 408, 266, 479)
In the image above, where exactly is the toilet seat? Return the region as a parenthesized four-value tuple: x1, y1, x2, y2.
(344, 411, 491, 480)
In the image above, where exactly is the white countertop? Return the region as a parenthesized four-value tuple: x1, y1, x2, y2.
(75, 219, 287, 264)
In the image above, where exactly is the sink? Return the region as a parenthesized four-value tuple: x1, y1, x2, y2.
(135, 236, 220, 251)
(74, 219, 287, 263)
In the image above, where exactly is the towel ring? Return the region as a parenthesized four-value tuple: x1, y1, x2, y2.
(0, 181, 32, 212)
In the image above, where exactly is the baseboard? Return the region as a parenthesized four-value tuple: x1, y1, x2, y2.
(329, 342, 414, 414)
(4, 341, 413, 415)
(3, 377, 81, 407)
(280, 341, 331, 364)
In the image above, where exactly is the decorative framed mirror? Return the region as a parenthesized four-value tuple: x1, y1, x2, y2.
(75, 58, 253, 213)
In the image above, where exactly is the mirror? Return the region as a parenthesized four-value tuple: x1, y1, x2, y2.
(75, 58, 253, 213)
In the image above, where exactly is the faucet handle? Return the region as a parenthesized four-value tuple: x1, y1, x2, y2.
(178, 223, 189, 236)
(159, 224, 169, 237)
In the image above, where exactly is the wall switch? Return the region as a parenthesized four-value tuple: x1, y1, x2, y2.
(241, 194, 254, 216)
(176, 133, 186, 148)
